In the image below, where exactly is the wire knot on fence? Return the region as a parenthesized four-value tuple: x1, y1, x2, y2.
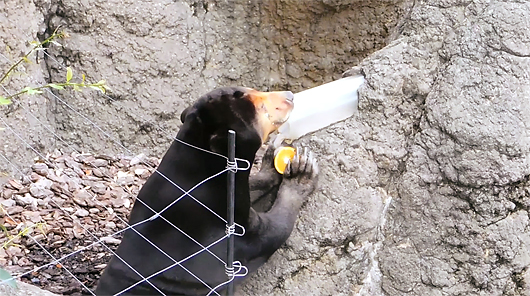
(225, 261, 248, 279)
(226, 160, 238, 173)
(225, 223, 245, 237)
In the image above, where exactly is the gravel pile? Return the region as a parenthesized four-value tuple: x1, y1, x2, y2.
(0, 150, 159, 295)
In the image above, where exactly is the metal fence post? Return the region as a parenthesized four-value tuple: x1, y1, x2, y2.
(226, 130, 236, 296)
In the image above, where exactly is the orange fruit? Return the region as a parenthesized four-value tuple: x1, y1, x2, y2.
(274, 146, 296, 174)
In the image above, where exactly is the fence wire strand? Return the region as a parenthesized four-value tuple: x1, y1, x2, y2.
(0, 49, 250, 295)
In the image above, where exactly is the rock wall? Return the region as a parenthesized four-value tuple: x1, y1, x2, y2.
(32, 0, 404, 158)
(0, 0, 52, 181)
(245, 0, 530, 295)
(360, 1, 530, 295)
(2, 0, 530, 296)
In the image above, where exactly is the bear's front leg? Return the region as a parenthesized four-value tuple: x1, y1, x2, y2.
(249, 145, 282, 211)
(268, 146, 319, 228)
(244, 145, 318, 266)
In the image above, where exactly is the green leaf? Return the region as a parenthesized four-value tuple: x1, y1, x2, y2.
(82, 74, 86, 84)
(66, 67, 73, 82)
(48, 84, 64, 90)
(22, 87, 42, 95)
(89, 85, 105, 93)
(96, 79, 106, 85)
(0, 97, 11, 105)
(0, 267, 17, 289)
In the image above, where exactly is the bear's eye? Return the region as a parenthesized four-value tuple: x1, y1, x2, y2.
(234, 90, 244, 98)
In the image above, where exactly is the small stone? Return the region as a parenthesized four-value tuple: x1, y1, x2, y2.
(67, 178, 81, 192)
(1, 199, 16, 207)
(140, 170, 151, 179)
(14, 194, 36, 206)
(94, 264, 107, 270)
(22, 211, 42, 223)
(50, 240, 65, 247)
(75, 266, 89, 274)
(104, 221, 116, 229)
(37, 198, 50, 206)
(134, 168, 147, 176)
(5, 246, 22, 256)
(34, 178, 53, 189)
(91, 183, 107, 195)
(116, 171, 134, 186)
(75, 208, 90, 217)
(30, 172, 41, 182)
(32, 163, 49, 176)
(50, 149, 62, 159)
(73, 198, 87, 206)
(65, 160, 85, 177)
(146, 157, 160, 167)
(7, 206, 23, 215)
(91, 159, 109, 167)
(110, 197, 128, 208)
(17, 256, 30, 266)
(74, 153, 93, 163)
(89, 208, 100, 214)
(100, 236, 121, 245)
(130, 153, 146, 166)
(96, 155, 116, 161)
(7, 179, 23, 190)
(1, 189, 14, 199)
(17, 187, 30, 195)
(92, 168, 105, 178)
(73, 189, 92, 206)
(29, 186, 54, 199)
(109, 187, 127, 199)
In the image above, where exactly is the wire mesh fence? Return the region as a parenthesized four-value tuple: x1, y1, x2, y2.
(0, 45, 249, 295)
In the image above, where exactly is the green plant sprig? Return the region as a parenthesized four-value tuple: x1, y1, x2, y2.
(0, 67, 108, 105)
(0, 222, 47, 249)
(0, 206, 48, 249)
(0, 29, 67, 86)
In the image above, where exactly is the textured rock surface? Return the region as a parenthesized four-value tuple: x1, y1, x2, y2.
(1, 0, 530, 296)
(36, 0, 405, 158)
(0, 0, 53, 183)
(243, 0, 530, 296)
(2, 281, 59, 296)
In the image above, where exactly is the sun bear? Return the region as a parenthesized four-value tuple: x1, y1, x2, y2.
(96, 87, 318, 295)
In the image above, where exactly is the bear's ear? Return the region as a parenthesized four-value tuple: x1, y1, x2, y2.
(180, 106, 192, 123)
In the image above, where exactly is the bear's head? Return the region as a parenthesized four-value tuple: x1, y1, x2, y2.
(179, 87, 294, 157)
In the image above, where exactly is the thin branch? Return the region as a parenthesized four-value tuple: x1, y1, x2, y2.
(0, 29, 66, 85)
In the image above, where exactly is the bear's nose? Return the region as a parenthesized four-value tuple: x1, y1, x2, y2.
(283, 91, 294, 101)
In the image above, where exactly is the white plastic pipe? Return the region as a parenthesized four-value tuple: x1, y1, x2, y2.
(277, 75, 365, 141)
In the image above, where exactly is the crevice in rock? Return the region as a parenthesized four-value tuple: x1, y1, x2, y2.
(512, 270, 526, 290)
(357, 195, 393, 295)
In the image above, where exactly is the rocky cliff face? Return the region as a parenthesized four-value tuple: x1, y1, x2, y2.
(1, 0, 530, 295)
(13, 0, 403, 159)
